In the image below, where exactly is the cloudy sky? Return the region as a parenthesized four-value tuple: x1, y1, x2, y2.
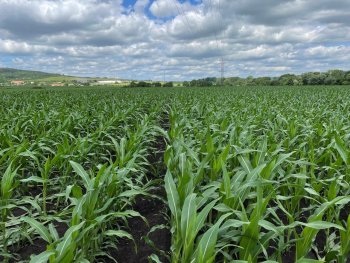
(0, 0, 349, 80)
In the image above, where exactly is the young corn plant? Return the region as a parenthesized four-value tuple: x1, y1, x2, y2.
(0, 164, 18, 262)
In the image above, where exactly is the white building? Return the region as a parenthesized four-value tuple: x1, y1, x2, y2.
(96, 80, 116, 85)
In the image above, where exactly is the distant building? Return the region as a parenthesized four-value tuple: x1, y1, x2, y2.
(50, 83, 65, 87)
(11, 80, 25, 86)
(96, 80, 116, 85)
(76, 78, 89, 84)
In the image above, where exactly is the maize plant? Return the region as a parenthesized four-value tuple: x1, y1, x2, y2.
(0, 88, 167, 262)
(163, 86, 350, 262)
(1, 85, 350, 262)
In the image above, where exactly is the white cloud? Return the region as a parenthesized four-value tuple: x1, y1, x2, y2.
(150, 0, 194, 18)
(304, 45, 350, 60)
(134, 0, 150, 14)
(0, 39, 50, 54)
(0, 0, 349, 80)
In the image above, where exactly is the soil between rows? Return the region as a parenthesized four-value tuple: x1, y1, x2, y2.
(111, 187, 170, 263)
(107, 114, 171, 262)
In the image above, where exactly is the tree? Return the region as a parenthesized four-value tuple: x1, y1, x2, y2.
(163, 82, 173, 87)
(301, 72, 325, 85)
(152, 82, 162, 87)
(183, 81, 190, 87)
(129, 81, 137, 87)
(246, 76, 254, 86)
(327, 70, 345, 84)
(324, 76, 337, 85)
(343, 71, 350, 85)
(137, 81, 149, 87)
(254, 77, 272, 86)
(278, 74, 297, 86)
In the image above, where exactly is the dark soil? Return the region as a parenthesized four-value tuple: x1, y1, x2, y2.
(275, 207, 289, 225)
(10, 238, 48, 262)
(160, 115, 170, 131)
(111, 188, 171, 263)
(281, 247, 296, 263)
(8, 221, 68, 263)
(108, 113, 171, 263)
(268, 199, 319, 263)
(340, 202, 350, 221)
(25, 184, 43, 197)
(12, 207, 27, 217)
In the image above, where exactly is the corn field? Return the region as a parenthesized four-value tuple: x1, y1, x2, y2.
(0, 86, 349, 263)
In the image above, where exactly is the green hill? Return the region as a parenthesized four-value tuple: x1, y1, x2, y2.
(0, 68, 66, 82)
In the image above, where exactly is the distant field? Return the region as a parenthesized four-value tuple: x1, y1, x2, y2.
(36, 76, 78, 82)
(0, 68, 128, 84)
(0, 85, 349, 263)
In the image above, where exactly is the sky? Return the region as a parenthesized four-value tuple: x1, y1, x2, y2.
(0, 0, 349, 80)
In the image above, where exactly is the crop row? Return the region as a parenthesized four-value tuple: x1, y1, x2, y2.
(1, 86, 350, 263)
(0, 89, 166, 262)
(163, 86, 350, 262)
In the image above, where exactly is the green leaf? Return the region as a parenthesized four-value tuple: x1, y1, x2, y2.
(21, 176, 45, 183)
(273, 152, 294, 172)
(56, 221, 85, 259)
(69, 161, 92, 190)
(104, 230, 133, 240)
(22, 217, 52, 243)
(29, 251, 55, 263)
(71, 184, 83, 199)
(48, 223, 59, 242)
(296, 258, 324, 263)
(238, 155, 252, 174)
(334, 135, 348, 165)
(119, 189, 144, 198)
(195, 199, 217, 236)
(1, 163, 17, 200)
(256, 136, 267, 165)
(304, 187, 320, 196)
(220, 219, 249, 231)
(164, 170, 180, 223)
(181, 193, 197, 240)
(194, 213, 230, 263)
(221, 161, 231, 199)
(149, 254, 163, 263)
(300, 221, 345, 231)
(196, 221, 220, 263)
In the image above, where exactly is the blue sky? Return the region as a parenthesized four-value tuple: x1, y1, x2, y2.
(123, 0, 138, 6)
(0, 0, 349, 80)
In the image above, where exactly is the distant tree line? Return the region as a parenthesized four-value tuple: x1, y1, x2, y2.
(129, 81, 173, 88)
(183, 77, 217, 87)
(188, 70, 350, 87)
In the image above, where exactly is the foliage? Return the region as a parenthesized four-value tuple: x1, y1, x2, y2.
(129, 81, 163, 88)
(0, 88, 164, 262)
(163, 85, 350, 262)
(188, 69, 350, 87)
(0, 85, 350, 263)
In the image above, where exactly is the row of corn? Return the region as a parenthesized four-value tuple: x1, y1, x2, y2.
(0, 88, 165, 262)
(163, 86, 350, 262)
(1, 86, 350, 262)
